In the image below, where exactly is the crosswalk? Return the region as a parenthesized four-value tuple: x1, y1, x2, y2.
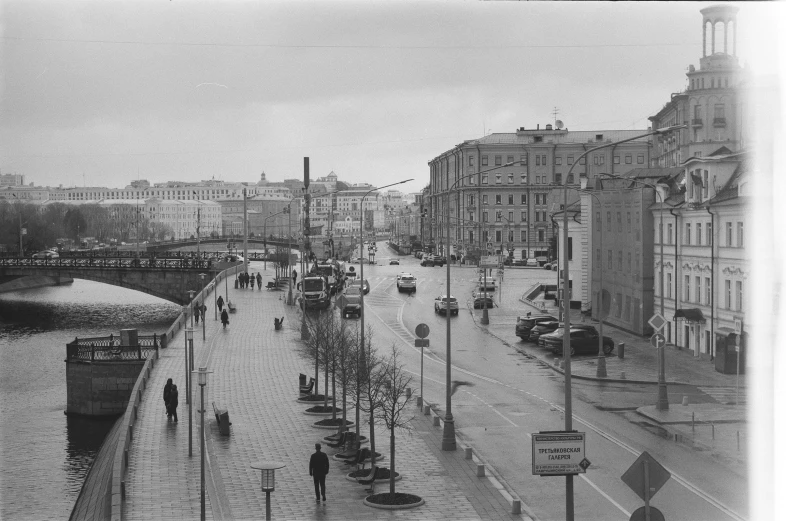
(697, 386, 746, 405)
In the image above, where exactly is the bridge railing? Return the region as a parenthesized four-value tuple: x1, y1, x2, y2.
(66, 334, 160, 361)
(0, 257, 218, 270)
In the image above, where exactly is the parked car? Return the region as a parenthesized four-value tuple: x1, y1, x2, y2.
(532, 321, 562, 345)
(420, 254, 435, 266)
(32, 250, 59, 259)
(536, 323, 597, 346)
(515, 314, 558, 340)
(512, 259, 527, 267)
(396, 273, 417, 293)
(434, 294, 459, 316)
(472, 290, 494, 309)
(389, 259, 400, 265)
(413, 250, 423, 259)
(477, 275, 497, 291)
(341, 286, 363, 319)
(543, 326, 615, 356)
(432, 255, 446, 266)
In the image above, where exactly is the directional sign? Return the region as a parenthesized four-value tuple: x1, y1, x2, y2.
(650, 333, 666, 348)
(532, 432, 586, 476)
(621, 451, 671, 502)
(414, 338, 430, 348)
(648, 313, 667, 332)
(415, 323, 430, 338)
(479, 255, 501, 268)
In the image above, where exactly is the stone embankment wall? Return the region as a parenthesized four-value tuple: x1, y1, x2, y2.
(66, 361, 146, 416)
(0, 275, 74, 293)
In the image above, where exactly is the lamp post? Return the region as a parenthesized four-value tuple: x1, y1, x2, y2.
(242, 188, 249, 275)
(264, 209, 287, 271)
(198, 273, 207, 340)
(193, 367, 212, 521)
(187, 289, 196, 333)
(599, 172, 671, 409)
(559, 124, 685, 520)
(442, 161, 521, 450)
(185, 327, 194, 458)
(213, 265, 218, 321)
(251, 461, 286, 521)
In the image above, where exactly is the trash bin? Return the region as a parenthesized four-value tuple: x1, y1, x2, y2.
(299, 373, 307, 387)
(217, 409, 231, 436)
(234, 279, 239, 289)
(618, 342, 625, 359)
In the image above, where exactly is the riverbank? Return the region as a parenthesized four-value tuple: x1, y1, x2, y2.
(0, 275, 74, 294)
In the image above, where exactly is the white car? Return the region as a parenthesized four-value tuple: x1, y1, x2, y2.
(434, 294, 459, 316)
(396, 273, 417, 293)
(477, 275, 497, 291)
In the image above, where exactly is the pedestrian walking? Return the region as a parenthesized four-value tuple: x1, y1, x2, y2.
(221, 309, 229, 329)
(256, 273, 262, 290)
(250, 273, 255, 289)
(169, 384, 179, 422)
(243, 272, 249, 288)
(200, 302, 207, 321)
(217, 295, 224, 312)
(309, 443, 329, 503)
(292, 269, 298, 287)
(163, 378, 173, 418)
(194, 302, 200, 324)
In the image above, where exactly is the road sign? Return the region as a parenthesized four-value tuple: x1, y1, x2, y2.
(335, 295, 348, 309)
(650, 333, 666, 348)
(414, 338, 430, 348)
(531, 432, 586, 475)
(415, 323, 430, 338)
(621, 451, 671, 502)
(479, 255, 501, 268)
(630, 506, 665, 521)
(734, 318, 742, 335)
(648, 313, 667, 332)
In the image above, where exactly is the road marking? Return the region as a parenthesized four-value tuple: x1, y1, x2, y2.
(579, 474, 631, 519)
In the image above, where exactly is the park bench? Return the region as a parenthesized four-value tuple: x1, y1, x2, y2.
(356, 465, 382, 494)
(265, 281, 277, 290)
(324, 423, 348, 443)
(299, 377, 315, 395)
(227, 300, 236, 313)
(343, 447, 370, 472)
(212, 402, 232, 436)
(325, 431, 348, 449)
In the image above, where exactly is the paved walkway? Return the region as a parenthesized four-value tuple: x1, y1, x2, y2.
(123, 270, 531, 520)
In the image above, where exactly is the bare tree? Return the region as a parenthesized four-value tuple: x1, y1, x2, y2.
(357, 326, 387, 464)
(377, 343, 414, 494)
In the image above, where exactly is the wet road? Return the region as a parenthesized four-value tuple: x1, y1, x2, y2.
(349, 243, 747, 521)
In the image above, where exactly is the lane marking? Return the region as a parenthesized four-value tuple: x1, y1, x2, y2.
(580, 474, 632, 519)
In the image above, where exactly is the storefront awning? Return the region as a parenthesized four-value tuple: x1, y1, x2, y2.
(716, 327, 736, 335)
(673, 308, 706, 323)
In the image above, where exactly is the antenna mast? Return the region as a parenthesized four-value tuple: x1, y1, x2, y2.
(551, 107, 560, 127)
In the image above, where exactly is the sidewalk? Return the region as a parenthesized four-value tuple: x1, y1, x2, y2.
(123, 269, 532, 520)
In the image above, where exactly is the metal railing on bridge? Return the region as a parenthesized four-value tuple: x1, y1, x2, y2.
(66, 334, 160, 361)
(0, 256, 217, 270)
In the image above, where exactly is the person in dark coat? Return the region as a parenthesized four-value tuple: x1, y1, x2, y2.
(292, 269, 298, 287)
(163, 378, 173, 418)
(217, 295, 224, 312)
(256, 273, 262, 290)
(250, 273, 255, 289)
(200, 303, 207, 321)
(169, 384, 179, 422)
(309, 443, 329, 503)
(221, 308, 229, 329)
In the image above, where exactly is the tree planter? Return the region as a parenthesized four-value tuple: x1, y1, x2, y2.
(363, 493, 424, 510)
(311, 419, 354, 429)
(296, 394, 332, 403)
(324, 434, 367, 444)
(303, 405, 343, 415)
(334, 452, 382, 461)
(345, 468, 400, 482)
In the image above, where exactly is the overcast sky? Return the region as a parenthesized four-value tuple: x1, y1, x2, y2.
(0, 1, 776, 192)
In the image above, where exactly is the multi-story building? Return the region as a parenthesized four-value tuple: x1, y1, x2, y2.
(427, 127, 652, 261)
(0, 173, 26, 187)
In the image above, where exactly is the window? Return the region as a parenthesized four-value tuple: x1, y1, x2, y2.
(635, 251, 640, 276)
(482, 155, 488, 166)
(468, 195, 475, 206)
(470, 175, 475, 185)
(626, 212, 631, 232)
(607, 250, 613, 269)
(483, 230, 489, 242)
(596, 211, 601, 231)
(536, 156, 541, 166)
(495, 194, 502, 205)
(468, 212, 474, 222)
(496, 230, 502, 241)
(482, 195, 488, 204)
(567, 174, 574, 184)
(482, 175, 488, 185)
(541, 155, 547, 165)
(579, 157, 586, 165)
(737, 222, 743, 247)
(725, 279, 732, 308)
(567, 155, 574, 165)
(625, 296, 631, 321)
(726, 222, 733, 246)
(538, 229, 544, 241)
(615, 293, 622, 318)
(617, 250, 623, 271)
(703, 171, 709, 198)
(637, 154, 644, 164)
(696, 277, 701, 304)
(556, 157, 562, 165)
(469, 156, 474, 166)
(685, 223, 691, 245)
(555, 173, 562, 185)
(483, 211, 488, 222)
(508, 194, 514, 205)
(469, 231, 474, 243)
(614, 155, 620, 164)
(667, 273, 672, 298)
(520, 230, 527, 241)
(520, 155, 527, 165)
(705, 277, 711, 305)
(617, 212, 622, 232)
(667, 223, 673, 244)
(520, 194, 527, 204)
(495, 174, 502, 184)
(536, 176, 541, 184)
(736, 281, 743, 311)
(625, 155, 632, 164)
(520, 211, 527, 221)
(707, 222, 712, 245)
(495, 155, 502, 166)
(606, 211, 612, 231)
(685, 275, 691, 302)
(695, 105, 702, 120)
(520, 174, 527, 184)
(507, 155, 514, 164)
(508, 174, 514, 184)
(696, 223, 702, 245)
(715, 104, 725, 119)
(627, 252, 632, 272)
(508, 211, 513, 222)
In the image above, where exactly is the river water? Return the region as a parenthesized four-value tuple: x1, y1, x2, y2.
(0, 280, 181, 520)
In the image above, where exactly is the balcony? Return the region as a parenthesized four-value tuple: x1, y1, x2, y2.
(691, 118, 703, 127)
(713, 117, 727, 127)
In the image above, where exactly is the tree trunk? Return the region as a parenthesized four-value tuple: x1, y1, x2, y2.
(369, 409, 376, 465)
(323, 355, 329, 409)
(314, 353, 319, 400)
(331, 362, 337, 420)
(389, 429, 395, 495)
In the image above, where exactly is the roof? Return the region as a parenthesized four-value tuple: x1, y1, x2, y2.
(623, 167, 683, 181)
(463, 129, 652, 147)
(710, 157, 751, 204)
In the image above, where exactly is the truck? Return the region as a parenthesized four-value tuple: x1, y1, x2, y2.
(313, 259, 342, 294)
(299, 275, 331, 310)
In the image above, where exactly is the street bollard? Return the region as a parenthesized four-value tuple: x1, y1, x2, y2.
(618, 342, 625, 359)
(424, 405, 431, 416)
(512, 499, 522, 515)
(416, 396, 423, 408)
(433, 416, 440, 427)
(476, 464, 486, 477)
(464, 447, 473, 460)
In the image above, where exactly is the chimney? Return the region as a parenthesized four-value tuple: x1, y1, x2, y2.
(537, 124, 540, 130)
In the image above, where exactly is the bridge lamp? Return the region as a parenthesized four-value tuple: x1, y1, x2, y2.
(192, 366, 213, 521)
(251, 461, 286, 521)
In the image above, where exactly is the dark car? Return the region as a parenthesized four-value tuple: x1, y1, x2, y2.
(537, 323, 597, 347)
(532, 321, 562, 345)
(432, 255, 446, 266)
(389, 259, 400, 265)
(543, 326, 614, 356)
(472, 290, 494, 309)
(516, 314, 558, 340)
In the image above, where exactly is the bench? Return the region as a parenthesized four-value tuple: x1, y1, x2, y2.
(343, 447, 370, 472)
(357, 465, 382, 494)
(227, 300, 236, 314)
(212, 402, 232, 436)
(324, 423, 348, 443)
(325, 431, 348, 449)
(299, 377, 315, 395)
(265, 281, 277, 290)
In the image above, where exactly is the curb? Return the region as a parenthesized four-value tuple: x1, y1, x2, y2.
(363, 496, 424, 510)
(344, 471, 402, 483)
(303, 409, 343, 416)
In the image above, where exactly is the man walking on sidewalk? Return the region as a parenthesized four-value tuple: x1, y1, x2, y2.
(309, 443, 329, 503)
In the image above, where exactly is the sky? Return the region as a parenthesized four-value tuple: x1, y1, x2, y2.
(0, 1, 777, 192)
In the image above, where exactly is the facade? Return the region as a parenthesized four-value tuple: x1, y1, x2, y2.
(143, 199, 222, 240)
(427, 127, 652, 261)
(0, 173, 26, 187)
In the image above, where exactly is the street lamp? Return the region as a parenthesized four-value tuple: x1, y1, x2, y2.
(263, 209, 287, 271)
(192, 367, 213, 521)
(185, 327, 194, 458)
(251, 461, 286, 521)
(599, 172, 670, 409)
(559, 124, 685, 520)
(442, 161, 522, 450)
(198, 273, 207, 340)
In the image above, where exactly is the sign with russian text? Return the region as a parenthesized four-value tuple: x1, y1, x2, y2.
(532, 432, 586, 475)
(479, 255, 501, 268)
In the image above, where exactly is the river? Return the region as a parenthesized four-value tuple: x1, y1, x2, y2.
(0, 280, 181, 520)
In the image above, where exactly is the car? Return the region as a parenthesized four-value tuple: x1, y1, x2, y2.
(512, 259, 527, 267)
(477, 275, 497, 291)
(432, 255, 446, 267)
(472, 290, 494, 309)
(396, 273, 417, 293)
(341, 286, 363, 318)
(543, 326, 615, 356)
(536, 323, 597, 346)
(515, 314, 558, 340)
(389, 259, 400, 265)
(348, 278, 370, 295)
(434, 294, 459, 315)
(420, 254, 434, 266)
(413, 250, 423, 258)
(32, 250, 59, 259)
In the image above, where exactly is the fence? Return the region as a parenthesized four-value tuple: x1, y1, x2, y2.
(66, 335, 160, 361)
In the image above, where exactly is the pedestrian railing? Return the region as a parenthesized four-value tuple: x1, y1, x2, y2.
(66, 334, 160, 361)
(0, 256, 216, 270)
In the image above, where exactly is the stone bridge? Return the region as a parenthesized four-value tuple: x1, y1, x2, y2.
(145, 236, 292, 252)
(0, 257, 239, 305)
